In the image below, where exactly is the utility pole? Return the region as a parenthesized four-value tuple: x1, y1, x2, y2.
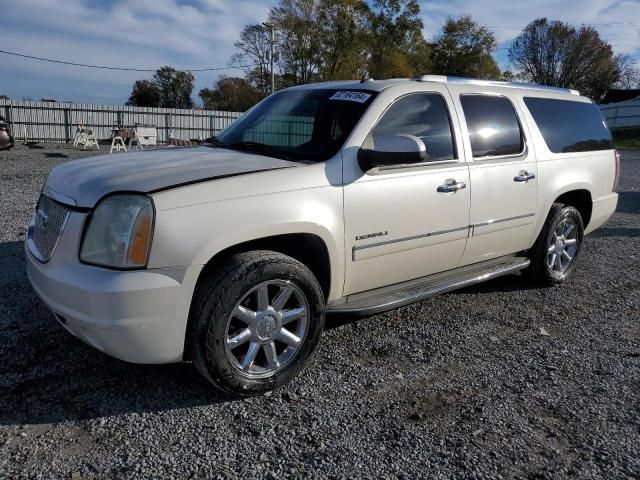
(263, 22, 275, 94)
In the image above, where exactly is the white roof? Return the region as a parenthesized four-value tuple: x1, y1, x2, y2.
(289, 76, 581, 97)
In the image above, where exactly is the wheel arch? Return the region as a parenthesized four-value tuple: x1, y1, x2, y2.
(553, 189, 593, 229)
(183, 232, 333, 361)
(527, 184, 594, 249)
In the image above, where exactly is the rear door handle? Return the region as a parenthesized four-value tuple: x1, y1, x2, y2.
(514, 171, 536, 182)
(438, 180, 467, 193)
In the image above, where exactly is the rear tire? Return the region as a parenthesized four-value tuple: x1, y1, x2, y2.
(525, 204, 584, 286)
(190, 250, 325, 396)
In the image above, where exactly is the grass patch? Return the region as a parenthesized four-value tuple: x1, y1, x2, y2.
(612, 128, 640, 150)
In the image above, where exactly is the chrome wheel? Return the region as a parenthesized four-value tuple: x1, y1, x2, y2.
(224, 280, 310, 378)
(547, 218, 579, 273)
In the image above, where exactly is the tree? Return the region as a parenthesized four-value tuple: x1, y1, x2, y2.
(501, 70, 516, 82)
(199, 77, 262, 111)
(127, 67, 195, 108)
(367, 0, 431, 79)
(430, 16, 500, 80)
(614, 55, 640, 89)
(509, 18, 623, 101)
(269, 0, 323, 86)
(231, 24, 273, 95)
(316, 0, 371, 81)
(152, 66, 195, 108)
(126, 80, 162, 107)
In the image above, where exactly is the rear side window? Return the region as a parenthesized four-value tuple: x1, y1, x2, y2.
(524, 97, 613, 153)
(460, 95, 524, 158)
(372, 93, 457, 161)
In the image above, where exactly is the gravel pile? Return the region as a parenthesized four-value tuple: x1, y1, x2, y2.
(1, 143, 638, 479)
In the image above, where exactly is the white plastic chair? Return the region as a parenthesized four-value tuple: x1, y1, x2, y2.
(110, 136, 127, 154)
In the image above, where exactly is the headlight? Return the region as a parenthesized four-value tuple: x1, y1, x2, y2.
(80, 195, 154, 269)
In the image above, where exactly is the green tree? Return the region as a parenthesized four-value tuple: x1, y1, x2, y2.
(128, 67, 195, 108)
(501, 70, 516, 82)
(269, 0, 322, 86)
(367, 0, 431, 79)
(316, 0, 371, 81)
(199, 77, 263, 112)
(430, 15, 500, 79)
(509, 18, 623, 101)
(152, 66, 195, 108)
(126, 80, 161, 107)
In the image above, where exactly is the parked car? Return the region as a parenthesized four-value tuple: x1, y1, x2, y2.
(0, 114, 15, 150)
(26, 76, 619, 395)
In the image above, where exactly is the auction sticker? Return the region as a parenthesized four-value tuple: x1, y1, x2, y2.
(329, 91, 372, 103)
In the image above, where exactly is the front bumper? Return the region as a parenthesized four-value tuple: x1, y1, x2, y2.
(26, 245, 201, 364)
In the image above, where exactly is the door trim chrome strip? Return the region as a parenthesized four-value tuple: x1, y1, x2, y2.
(472, 213, 535, 229)
(351, 213, 536, 257)
(353, 225, 470, 252)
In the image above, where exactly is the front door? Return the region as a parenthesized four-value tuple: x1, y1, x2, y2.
(342, 88, 471, 295)
(447, 88, 538, 265)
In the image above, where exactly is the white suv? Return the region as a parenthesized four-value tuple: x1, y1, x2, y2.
(26, 76, 619, 395)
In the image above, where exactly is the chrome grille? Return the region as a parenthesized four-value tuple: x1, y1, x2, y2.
(28, 194, 70, 262)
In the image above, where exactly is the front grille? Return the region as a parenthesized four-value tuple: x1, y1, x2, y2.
(28, 194, 71, 262)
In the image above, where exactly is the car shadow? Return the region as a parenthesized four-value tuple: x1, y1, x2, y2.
(0, 241, 237, 426)
(616, 191, 640, 215)
(590, 226, 640, 238)
(325, 273, 540, 330)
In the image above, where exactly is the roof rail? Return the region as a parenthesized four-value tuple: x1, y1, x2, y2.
(412, 75, 580, 96)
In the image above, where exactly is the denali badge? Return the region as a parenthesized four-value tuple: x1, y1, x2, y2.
(355, 231, 388, 241)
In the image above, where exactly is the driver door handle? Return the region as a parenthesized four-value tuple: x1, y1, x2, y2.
(437, 180, 467, 193)
(514, 171, 536, 182)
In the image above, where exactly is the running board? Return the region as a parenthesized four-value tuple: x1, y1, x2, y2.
(327, 255, 530, 316)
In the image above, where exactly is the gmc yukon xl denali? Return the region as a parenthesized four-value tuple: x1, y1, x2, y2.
(26, 76, 619, 395)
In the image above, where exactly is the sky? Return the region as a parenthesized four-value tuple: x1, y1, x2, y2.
(0, 0, 638, 104)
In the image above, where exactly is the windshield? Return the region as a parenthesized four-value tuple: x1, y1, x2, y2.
(205, 88, 377, 163)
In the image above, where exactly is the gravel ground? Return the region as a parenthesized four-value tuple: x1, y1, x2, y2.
(1, 143, 638, 479)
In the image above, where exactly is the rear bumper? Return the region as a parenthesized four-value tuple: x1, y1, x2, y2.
(585, 192, 618, 235)
(26, 245, 201, 364)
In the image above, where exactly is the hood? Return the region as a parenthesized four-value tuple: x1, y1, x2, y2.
(44, 146, 301, 208)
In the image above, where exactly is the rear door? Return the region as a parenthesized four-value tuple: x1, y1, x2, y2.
(447, 88, 538, 265)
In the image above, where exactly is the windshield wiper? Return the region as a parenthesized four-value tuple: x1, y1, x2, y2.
(225, 141, 292, 161)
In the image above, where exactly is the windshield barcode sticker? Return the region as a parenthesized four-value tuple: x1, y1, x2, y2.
(329, 91, 372, 103)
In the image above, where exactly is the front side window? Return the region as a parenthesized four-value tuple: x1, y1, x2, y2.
(523, 97, 613, 153)
(208, 89, 376, 163)
(461, 95, 524, 158)
(372, 93, 457, 161)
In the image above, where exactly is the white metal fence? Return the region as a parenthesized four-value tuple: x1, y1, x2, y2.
(600, 99, 640, 130)
(0, 100, 243, 144)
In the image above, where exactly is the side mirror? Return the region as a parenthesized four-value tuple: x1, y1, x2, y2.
(358, 134, 427, 171)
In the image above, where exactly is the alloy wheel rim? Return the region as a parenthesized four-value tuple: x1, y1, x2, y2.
(224, 280, 309, 378)
(547, 218, 579, 273)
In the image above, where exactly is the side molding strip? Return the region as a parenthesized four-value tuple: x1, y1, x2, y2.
(472, 213, 535, 229)
(352, 225, 470, 253)
(351, 213, 536, 260)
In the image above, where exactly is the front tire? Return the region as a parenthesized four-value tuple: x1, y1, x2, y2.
(526, 204, 584, 286)
(190, 250, 325, 396)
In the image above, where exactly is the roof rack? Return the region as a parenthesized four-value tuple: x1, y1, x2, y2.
(411, 75, 580, 96)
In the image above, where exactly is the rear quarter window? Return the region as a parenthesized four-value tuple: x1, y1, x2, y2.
(523, 97, 613, 153)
